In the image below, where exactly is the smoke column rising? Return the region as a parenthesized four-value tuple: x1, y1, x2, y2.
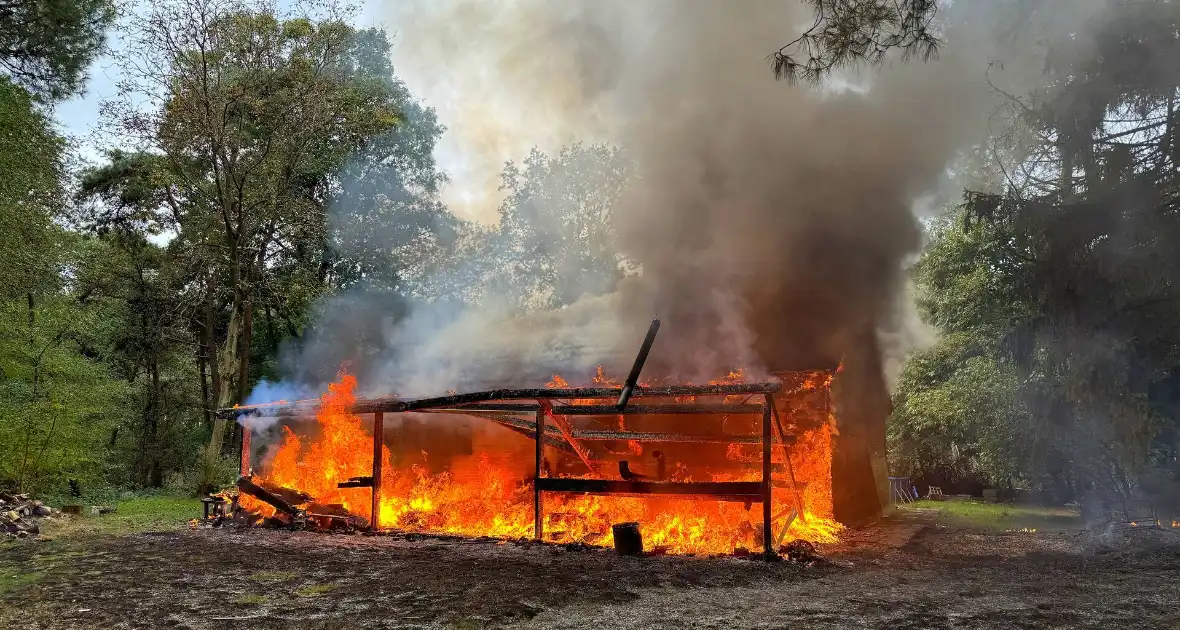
(334, 0, 1026, 397)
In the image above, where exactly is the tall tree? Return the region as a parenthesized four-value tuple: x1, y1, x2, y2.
(895, 0, 1180, 512)
(88, 0, 450, 488)
(0, 76, 62, 301)
(0, 0, 115, 100)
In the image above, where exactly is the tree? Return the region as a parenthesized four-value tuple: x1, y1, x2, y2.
(771, 0, 940, 83)
(0, 76, 62, 301)
(86, 0, 451, 489)
(0, 0, 115, 100)
(492, 143, 635, 310)
(0, 231, 133, 494)
(894, 0, 1180, 510)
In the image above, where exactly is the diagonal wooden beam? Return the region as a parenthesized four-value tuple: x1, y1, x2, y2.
(539, 400, 597, 474)
(768, 397, 808, 524)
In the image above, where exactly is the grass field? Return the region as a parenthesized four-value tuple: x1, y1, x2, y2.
(899, 499, 1083, 531)
(37, 493, 197, 538)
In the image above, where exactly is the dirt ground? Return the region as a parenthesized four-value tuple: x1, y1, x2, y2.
(3, 513, 1179, 629)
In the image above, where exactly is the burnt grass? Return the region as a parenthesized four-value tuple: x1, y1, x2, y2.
(2, 520, 1180, 629)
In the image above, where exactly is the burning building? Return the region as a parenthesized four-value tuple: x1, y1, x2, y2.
(221, 315, 893, 557)
(213, 0, 1005, 558)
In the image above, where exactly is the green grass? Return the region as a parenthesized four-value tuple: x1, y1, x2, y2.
(294, 583, 335, 597)
(0, 568, 43, 595)
(41, 494, 197, 538)
(900, 499, 1082, 531)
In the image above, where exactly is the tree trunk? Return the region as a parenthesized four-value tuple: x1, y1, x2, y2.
(198, 345, 212, 428)
(265, 303, 279, 353)
(200, 299, 241, 492)
(149, 361, 163, 488)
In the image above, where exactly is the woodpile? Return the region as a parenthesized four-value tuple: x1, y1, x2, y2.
(0, 492, 58, 539)
(197, 476, 369, 534)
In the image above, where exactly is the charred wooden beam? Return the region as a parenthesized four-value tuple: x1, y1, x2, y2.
(218, 382, 784, 419)
(236, 476, 306, 517)
(338, 476, 373, 488)
(549, 404, 764, 416)
(571, 430, 772, 444)
(534, 409, 544, 541)
(384, 407, 797, 446)
(536, 478, 764, 502)
(423, 403, 765, 416)
(541, 400, 598, 473)
(416, 410, 578, 455)
(617, 318, 661, 410)
(761, 396, 773, 560)
(371, 412, 384, 532)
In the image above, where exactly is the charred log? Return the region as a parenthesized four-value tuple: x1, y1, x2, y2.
(236, 475, 307, 519)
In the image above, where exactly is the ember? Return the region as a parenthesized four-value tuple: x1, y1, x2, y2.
(231, 367, 843, 556)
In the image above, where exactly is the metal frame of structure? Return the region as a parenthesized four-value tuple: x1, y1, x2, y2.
(222, 379, 822, 560)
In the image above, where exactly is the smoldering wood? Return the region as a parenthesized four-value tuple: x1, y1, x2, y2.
(306, 503, 369, 530)
(236, 476, 307, 517)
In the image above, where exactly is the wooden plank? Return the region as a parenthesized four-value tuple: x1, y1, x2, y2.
(536, 478, 764, 501)
(218, 382, 785, 418)
(371, 412, 383, 531)
(761, 396, 773, 559)
(534, 409, 544, 541)
(548, 404, 764, 416)
(540, 401, 597, 473)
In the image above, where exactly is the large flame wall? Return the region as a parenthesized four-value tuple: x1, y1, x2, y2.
(241, 370, 841, 554)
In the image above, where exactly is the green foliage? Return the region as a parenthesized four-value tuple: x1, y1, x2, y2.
(0, 0, 115, 100)
(76, 0, 456, 489)
(893, 1, 1180, 507)
(891, 343, 1032, 484)
(0, 77, 63, 301)
(492, 143, 635, 310)
(0, 237, 133, 494)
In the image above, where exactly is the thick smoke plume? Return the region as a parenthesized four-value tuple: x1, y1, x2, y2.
(266, 0, 1071, 403)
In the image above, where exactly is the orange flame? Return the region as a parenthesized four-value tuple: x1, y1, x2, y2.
(242, 367, 842, 554)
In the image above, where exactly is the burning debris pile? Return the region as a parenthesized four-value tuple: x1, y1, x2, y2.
(220, 363, 845, 557)
(1, 492, 57, 539)
(193, 477, 370, 533)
